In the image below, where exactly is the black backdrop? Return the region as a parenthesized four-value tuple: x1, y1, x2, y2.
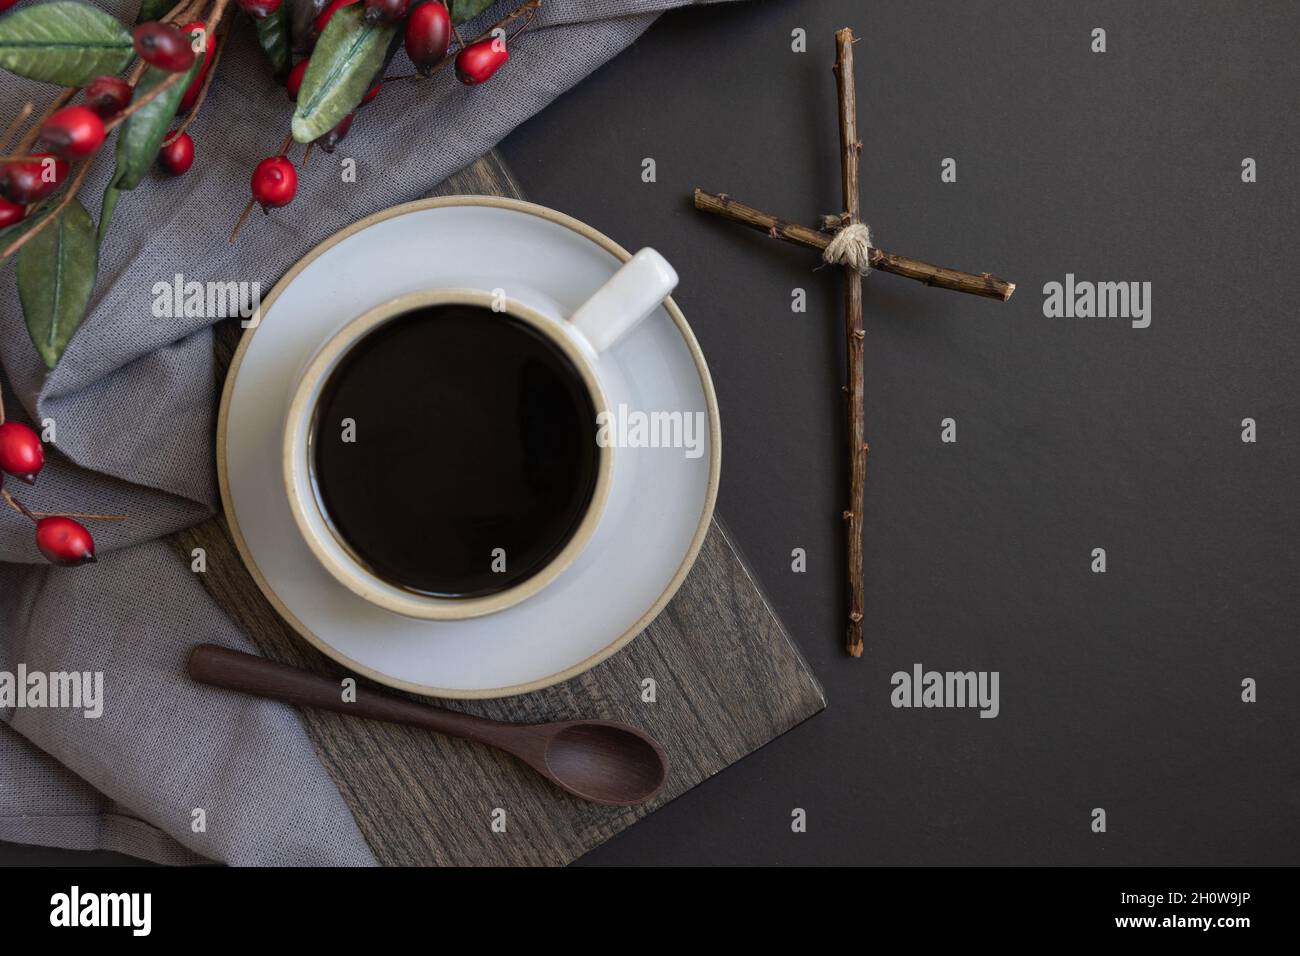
(5, 0, 1296, 866)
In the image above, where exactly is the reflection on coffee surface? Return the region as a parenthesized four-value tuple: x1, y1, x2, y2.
(310, 304, 600, 598)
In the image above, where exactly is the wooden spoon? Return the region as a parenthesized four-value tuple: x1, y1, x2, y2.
(187, 644, 669, 806)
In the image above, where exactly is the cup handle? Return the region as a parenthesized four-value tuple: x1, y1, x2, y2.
(569, 248, 678, 353)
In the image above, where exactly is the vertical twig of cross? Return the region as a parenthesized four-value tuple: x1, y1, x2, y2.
(693, 27, 1016, 657)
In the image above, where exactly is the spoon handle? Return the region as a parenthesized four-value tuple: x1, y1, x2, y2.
(187, 643, 517, 748)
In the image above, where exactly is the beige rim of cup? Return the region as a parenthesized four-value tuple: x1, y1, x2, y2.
(218, 195, 722, 699)
(282, 287, 616, 621)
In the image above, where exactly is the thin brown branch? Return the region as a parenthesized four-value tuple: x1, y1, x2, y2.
(480, 0, 540, 42)
(14, 88, 76, 155)
(229, 198, 255, 243)
(2, 488, 126, 523)
(103, 70, 186, 134)
(695, 189, 829, 252)
(0, 381, 6, 425)
(863, 248, 1017, 300)
(0, 103, 34, 154)
(692, 190, 1016, 301)
(204, 0, 234, 35)
(2, 488, 36, 522)
(164, 26, 230, 146)
(833, 27, 865, 658)
(0, 159, 94, 261)
(505, 1, 542, 41)
(31, 509, 128, 521)
(165, 0, 207, 23)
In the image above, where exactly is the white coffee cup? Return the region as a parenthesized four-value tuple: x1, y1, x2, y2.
(282, 248, 678, 620)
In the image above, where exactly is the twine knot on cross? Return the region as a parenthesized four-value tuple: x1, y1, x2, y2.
(821, 221, 873, 275)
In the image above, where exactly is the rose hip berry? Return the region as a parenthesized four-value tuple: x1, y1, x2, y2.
(361, 82, 380, 105)
(0, 422, 44, 484)
(0, 196, 25, 230)
(158, 132, 195, 175)
(236, 0, 283, 17)
(179, 21, 216, 112)
(251, 155, 297, 209)
(133, 21, 197, 73)
(286, 58, 309, 100)
(455, 37, 509, 86)
(404, 1, 451, 76)
(364, 0, 408, 25)
(35, 515, 96, 566)
(316, 111, 355, 153)
(0, 153, 70, 204)
(37, 106, 106, 160)
(82, 75, 134, 120)
(314, 0, 359, 36)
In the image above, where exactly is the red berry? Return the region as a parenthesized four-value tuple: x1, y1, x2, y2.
(455, 37, 509, 85)
(0, 196, 25, 229)
(133, 22, 197, 73)
(158, 131, 195, 175)
(36, 105, 106, 160)
(316, 111, 354, 153)
(35, 516, 96, 566)
(361, 82, 380, 105)
(82, 75, 134, 120)
(0, 0, 18, 11)
(178, 20, 216, 112)
(404, 1, 451, 76)
(364, 0, 408, 25)
(251, 155, 297, 209)
(0, 153, 70, 204)
(314, 0, 359, 36)
(286, 58, 309, 100)
(0, 422, 45, 484)
(236, 0, 282, 17)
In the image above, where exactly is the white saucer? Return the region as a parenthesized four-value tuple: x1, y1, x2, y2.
(218, 197, 721, 698)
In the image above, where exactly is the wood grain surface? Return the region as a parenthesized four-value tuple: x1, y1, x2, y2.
(166, 151, 825, 866)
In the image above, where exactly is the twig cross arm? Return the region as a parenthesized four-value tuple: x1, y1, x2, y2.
(691, 27, 1016, 657)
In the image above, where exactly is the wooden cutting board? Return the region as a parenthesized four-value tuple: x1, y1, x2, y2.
(168, 152, 825, 866)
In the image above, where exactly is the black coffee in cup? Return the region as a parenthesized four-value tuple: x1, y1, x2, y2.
(309, 304, 600, 598)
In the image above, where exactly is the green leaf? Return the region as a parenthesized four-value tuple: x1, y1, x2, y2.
(0, 205, 58, 271)
(252, 4, 292, 79)
(137, 0, 173, 21)
(16, 198, 99, 369)
(97, 182, 121, 247)
(0, 1, 134, 86)
(291, 6, 394, 143)
(451, 0, 496, 24)
(110, 55, 202, 191)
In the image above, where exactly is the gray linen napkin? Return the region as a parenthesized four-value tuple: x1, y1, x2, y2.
(0, 0, 722, 865)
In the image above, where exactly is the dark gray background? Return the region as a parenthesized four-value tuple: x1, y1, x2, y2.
(5, 0, 1297, 866)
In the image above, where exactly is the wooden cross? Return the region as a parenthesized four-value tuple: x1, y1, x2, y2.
(692, 28, 1015, 658)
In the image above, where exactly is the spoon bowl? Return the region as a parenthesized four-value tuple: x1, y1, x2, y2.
(542, 722, 669, 805)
